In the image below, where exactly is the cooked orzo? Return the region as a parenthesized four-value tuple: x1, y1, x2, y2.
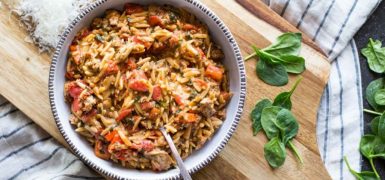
(64, 3, 231, 171)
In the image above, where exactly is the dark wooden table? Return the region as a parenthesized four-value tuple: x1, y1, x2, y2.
(354, 0, 385, 177)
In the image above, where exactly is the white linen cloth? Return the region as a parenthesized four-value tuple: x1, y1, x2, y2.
(0, 0, 381, 179)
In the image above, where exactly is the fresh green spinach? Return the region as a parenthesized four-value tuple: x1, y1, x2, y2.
(344, 156, 379, 180)
(371, 117, 380, 135)
(361, 38, 385, 73)
(245, 33, 306, 86)
(256, 50, 289, 86)
(374, 89, 385, 106)
(273, 77, 302, 110)
(251, 99, 272, 136)
(365, 78, 385, 112)
(261, 106, 282, 139)
(276, 109, 299, 144)
(264, 137, 286, 168)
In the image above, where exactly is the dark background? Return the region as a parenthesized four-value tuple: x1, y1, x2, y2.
(354, 0, 385, 177)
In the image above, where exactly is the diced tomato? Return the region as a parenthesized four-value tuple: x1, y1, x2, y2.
(108, 133, 123, 152)
(116, 108, 133, 122)
(183, 113, 199, 123)
(148, 15, 163, 26)
(128, 80, 148, 92)
(69, 45, 77, 52)
(81, 109, 97, 122)
(105, 61, 119, 75)
(149, 107, 161, 119)
(126, 58, 137, 70)
(68, 84, 83, 99)
(182, 23, 197, 31)
(95, 140, 110, 160)
(105, 130, 118, 142)
(173, 94, 184, 106)
(152, 86, 162, 101)
(205, 65, 224, 81)
(140, 101, 155, 111)
(124, 3, 144, 15)
(128, 70, 148, 92)
(132, 36, 152, 49)
(71, 98, 81, 113)
(220, 91, 232, 103)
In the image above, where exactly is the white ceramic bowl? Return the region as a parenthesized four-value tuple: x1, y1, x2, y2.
(48, 0, 246, 179)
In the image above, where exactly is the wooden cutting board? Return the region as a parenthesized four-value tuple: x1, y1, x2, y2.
(0, 0, 331, 179)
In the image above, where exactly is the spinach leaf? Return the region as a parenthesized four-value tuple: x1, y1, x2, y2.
(360, 134, 381, 178)
(344, 156, 379, 180)
(371, 116, 380, 135)
(273, 77, 302, 110)
(256, 57, 288, 86)
(264, 137, 286, 168)
(366, 78, 385, 112)
(245, 33, 305, 86)
(361, 38, 385, 73)
(374, 89, 385, 105)
(263, 32, 302, 56)
(261, 106, 282, 139)
(274, 55, 305, 74)
(288, 140, 303, 164)
(250, 99, 272, 136)
(360, 134, 377, 159)
(276, 109, 299, 144)
(378, 112, 385, 140)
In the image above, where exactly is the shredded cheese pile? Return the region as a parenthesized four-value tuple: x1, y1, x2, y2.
(14, 0, 93, 51)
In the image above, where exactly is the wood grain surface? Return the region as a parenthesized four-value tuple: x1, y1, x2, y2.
(0, 0, 331, 179)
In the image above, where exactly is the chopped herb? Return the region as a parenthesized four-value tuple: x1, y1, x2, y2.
(95, 34, 104, 42)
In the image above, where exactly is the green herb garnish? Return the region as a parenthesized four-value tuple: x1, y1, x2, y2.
(245, 33, 306, 86)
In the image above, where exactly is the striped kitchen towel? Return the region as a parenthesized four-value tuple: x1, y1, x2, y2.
(0, 0, 381, 179)
(266, 0, 382, 179)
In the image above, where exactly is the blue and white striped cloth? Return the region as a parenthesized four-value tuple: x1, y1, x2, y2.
(0, 0, 381, 179)
(266, 0, 381, 179)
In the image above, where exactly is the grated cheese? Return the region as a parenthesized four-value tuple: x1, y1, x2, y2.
(15, 0, 93, 52)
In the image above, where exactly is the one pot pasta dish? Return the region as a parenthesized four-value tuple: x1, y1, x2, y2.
(64, 3, 231, 171)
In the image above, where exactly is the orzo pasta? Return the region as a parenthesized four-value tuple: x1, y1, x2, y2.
(64, 3, 231, 171)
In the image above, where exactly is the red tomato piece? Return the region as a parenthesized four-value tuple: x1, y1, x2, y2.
(105, 61, 119, 75)
(105, 130, 118, 142)
(128, 80, 148, 92)
(173, 94, 184, 106)
(116, 108, 134, 122)
(182, 23, 197, 31)
(148, 15, 163, 26)
(126, 58, 137, 70)
(205, 65, 224, 82)
(152, 86, 162, 101)
(124, 3, 144, 15)
(71, 98, 81, 113)
(140, 101, 155, 111)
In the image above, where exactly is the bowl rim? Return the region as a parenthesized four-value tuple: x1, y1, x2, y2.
(48, 0, 246, 179)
